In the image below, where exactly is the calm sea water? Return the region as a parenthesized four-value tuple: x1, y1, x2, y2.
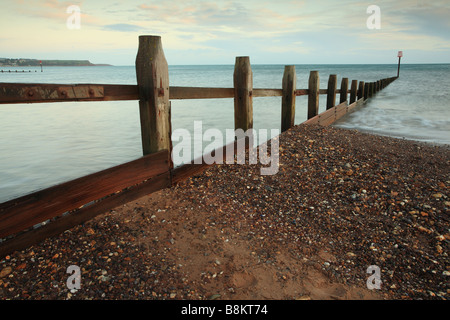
(0, 64, 449, 202)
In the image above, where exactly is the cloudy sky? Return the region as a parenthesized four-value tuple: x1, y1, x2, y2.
(1, 0, 449, 65)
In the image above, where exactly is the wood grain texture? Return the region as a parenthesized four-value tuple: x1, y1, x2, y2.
(308, 71, 319, 119)
(281, 65, 296, 132)
(340, 78, 349, 104)
(234, 57, 253, 131)
(136, 35, 171, 155)
(326, 74, 337, 110)
(358, 81, 365, 101)
(350, 80, 358, 104)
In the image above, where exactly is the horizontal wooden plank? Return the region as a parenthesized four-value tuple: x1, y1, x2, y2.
(1, 83, 341, 104)
(0, 172, 170, 257)
(347, 99, 358, 112)
(253, 89, 282, 97)
(170, 86, 233, 99)
(171, 137, 250, 185)
(103, 84, 139, 101)
(347, 98, 364, 112)
(335, 107, 348, 120)
(335, 101, 348, 113)
(319, 108, 337, 122)
(0, 83, 103, 104)
(0, 150, 170, 238)
(0, 83, 140, 104)
(295, 89, 308, 96)
(303, 101, 348, 126)
(319, 114, 337, 126)
(1, 83, 329, 103)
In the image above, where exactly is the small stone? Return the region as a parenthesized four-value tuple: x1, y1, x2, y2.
(209, 294, 221, 300)
(170, 293, 177, 299)
(0, 267, 12, 278)
(443, 271, 450, 276)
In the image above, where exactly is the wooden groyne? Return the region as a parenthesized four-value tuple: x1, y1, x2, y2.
(1, 70, 38, 73)
(0, 35, 397, 257)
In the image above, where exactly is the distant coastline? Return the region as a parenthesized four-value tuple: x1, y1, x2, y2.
(0, 58, 111, 67)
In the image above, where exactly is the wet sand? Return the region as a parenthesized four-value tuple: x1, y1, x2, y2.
(0, 124, 449, 300)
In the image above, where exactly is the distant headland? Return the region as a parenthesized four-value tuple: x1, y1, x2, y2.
(0, 58, 111, 67)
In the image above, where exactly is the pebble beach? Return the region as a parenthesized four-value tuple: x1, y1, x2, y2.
(0, 124, 449, 300)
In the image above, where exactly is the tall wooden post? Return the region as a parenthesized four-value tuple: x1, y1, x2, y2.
(326, 74, 337, 110)
(350, 80, 358, 104)
(364, 82, 369, 100)
(358, 81, 365, 101)
(234, 57, 253, 132)
(340, 77, 349, 103)
(308, 71, 319, 119)
(281, 65, 296, 132)
(135, 35, 171, 156)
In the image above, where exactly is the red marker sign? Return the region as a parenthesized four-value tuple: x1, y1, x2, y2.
(397, 51, 403, 58)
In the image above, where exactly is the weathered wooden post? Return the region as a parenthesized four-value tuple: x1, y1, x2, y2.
(135, 35, 171, 157)
(308, 71, 319, 119)
(326, 74, 337, 110)
(340, 77, 349, 103)
(397, 51, 402, 78)
(364, 82, 369, 100)
(358, 81, 365, 101)
(234, 57, 253, 132)
(350, 79, 358, 104)
(281, 65, 296, 132)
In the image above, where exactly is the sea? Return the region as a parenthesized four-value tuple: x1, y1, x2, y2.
(0, 64, 449, 202)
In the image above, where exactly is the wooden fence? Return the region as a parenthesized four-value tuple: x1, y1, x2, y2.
(0, 35, 397, 257)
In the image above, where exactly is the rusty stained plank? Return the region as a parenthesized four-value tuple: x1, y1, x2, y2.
(0, 149, 170, 238)
(1, 83, 338, 104)
(0, 83, 105, 104)
(0, 172, 171, 258)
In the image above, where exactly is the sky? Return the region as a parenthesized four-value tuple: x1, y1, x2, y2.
(0, 0, 449, 65)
